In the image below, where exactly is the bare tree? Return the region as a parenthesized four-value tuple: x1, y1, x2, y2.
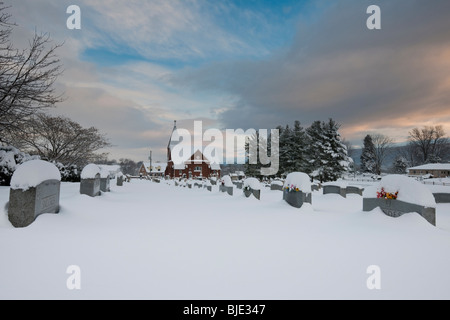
(371, 133, 394, 175)
(396, 142, 420, 168)
(8, 113, 111, 166)
(341, 138, 354, 158)
(0, 4, 63, 142)
(409, 125, 449, 164)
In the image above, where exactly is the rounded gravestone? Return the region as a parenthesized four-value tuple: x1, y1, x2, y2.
(80, 164, 101, 197)
(220, 175, 234, 196)
(116, 172, 124, 186)
(8, 160, 61, 228)
(270, 180, 284, 191)
(243, 177, 261, 200)
(283, 172, 312, 209)
(99, 167, 111, 192)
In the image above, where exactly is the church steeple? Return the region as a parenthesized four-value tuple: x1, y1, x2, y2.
(167, 120, 177, 161)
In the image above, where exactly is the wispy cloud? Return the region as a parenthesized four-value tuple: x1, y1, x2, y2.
(172, 0, 450, 145)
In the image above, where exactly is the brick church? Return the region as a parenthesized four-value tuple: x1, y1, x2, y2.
(165, 121, 221, 179)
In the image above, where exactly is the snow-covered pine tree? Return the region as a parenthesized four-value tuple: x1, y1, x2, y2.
(291, 120, 309, 173)
(244, 132, 261, 178)
(323, 118, 351, 180)
(306, 119, 350, 183)
(306, 121, 323, 180)
(392, 156, 409, 174)
(278, 124, 294, 176)
(360, 135, 376, 173)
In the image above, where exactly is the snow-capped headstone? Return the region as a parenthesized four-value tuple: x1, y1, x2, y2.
(270, 180, 284, 191)
(346, 185, 364, 196)
(99, 167, 110, 192)
(116, 172, 124, 186)
(283, 172, 312, 208)
(363, 175, 436, 226)
(233, 180, 243, 189)
(204, 180, 212, 192)
(323, 181, 348, 198)
(8, 160, 61, 228)
(219, 175, 233, 196)
(80, 164, 101, 197)
(243, 178, 261, 200)
(433, 193, 450, 203)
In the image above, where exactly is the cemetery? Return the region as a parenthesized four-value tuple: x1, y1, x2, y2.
(1, 165, 450, 300)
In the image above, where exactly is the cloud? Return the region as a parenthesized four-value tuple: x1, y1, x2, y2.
(171, 0, 450, 145)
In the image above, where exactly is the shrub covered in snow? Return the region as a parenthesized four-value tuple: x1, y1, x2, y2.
(0, 145, 40, 186)
(53, 162, 80, 182)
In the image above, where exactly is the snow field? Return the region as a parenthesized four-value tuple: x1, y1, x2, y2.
(0, 179, 450, 299)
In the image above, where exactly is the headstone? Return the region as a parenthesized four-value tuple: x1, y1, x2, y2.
(80, 174, 101, 197)
(219, 185, 233, 196)
(346, 186, 364, 196)
(244, 187, 260, 200)
(9, 180, 61, 228)
(323, 185, 346, 198)
(80, 164, 101, 197)
(363, 198, 436, 226)
(8, 160, 61, 228)
(283, 189, 312, 208)
(363, 175, 437, 226)
(117, 172, 124, 186)
(270, 183, 283, 191)
(282, 172, 313, 209)
(433, 193, 450, 203)
(100, 176, 110, 192)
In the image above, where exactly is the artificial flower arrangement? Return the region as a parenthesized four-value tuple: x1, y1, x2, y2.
(377, 187, 398, 200)
(285, 184, 301, 193)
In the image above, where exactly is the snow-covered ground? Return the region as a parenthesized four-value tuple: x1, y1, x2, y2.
(1, 179, 450, 299)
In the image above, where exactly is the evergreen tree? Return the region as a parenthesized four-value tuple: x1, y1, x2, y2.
(392, 156, 409, 174)
(278, 124, 293, 176)
(360, 135, 376, 173)
(306, 119, 350, 182)
(291, 120, 309, 173)
(244, 132, 261, 177)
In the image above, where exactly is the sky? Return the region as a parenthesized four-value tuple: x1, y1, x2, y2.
(6, 0, 450, 162)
